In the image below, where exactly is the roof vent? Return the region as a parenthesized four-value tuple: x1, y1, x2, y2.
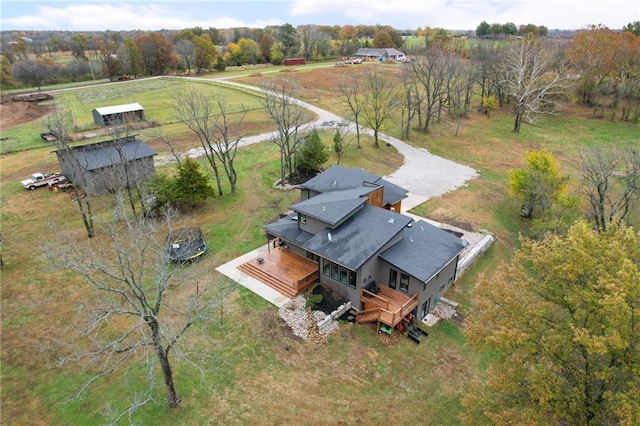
(332, 180, 337, 185)
(327, 232, 332, 242)
(410, 237, 414, 243)
(388, 218, 394, 224)
(322, 206, 326, 211)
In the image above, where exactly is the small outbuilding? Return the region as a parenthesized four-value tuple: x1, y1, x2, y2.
(54, 135, 156, 196)
(355, 48, 406, 62)
(92, 103, 145, 127)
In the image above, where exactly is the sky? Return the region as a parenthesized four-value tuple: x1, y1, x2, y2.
(0, 0, 638, 32)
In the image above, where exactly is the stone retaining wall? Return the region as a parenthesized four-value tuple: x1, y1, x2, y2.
(317, 301, 352, 333)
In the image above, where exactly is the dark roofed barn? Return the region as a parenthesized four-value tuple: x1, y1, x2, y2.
(54, 136, 156, 196)
(92, 103, 145, 127)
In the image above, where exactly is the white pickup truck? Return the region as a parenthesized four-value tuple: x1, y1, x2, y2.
(21, 172, 66, 190)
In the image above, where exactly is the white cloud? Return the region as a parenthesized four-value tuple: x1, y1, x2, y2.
(1, 3, 282, 31)
(289, 0, 638, 29)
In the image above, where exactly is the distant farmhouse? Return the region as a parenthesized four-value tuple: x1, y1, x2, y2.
(55, 135, 156, 196)
(239, 166, 467, 329)
(355, 48, 407, 62)
(92, 103, 145, 127)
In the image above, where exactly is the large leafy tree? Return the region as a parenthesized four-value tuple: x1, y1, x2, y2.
(295, 129, 328, 174)
(193, 34, 217, 72)
(275, 23, 300, 58)
(464, 221, 640, 425)
(508, 150, 569, 219)
(135, 32, 176, 76)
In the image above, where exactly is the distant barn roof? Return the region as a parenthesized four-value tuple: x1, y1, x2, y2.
(93, 103, 144, 115)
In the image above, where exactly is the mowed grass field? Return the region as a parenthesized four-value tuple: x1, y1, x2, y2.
(1, 64, 638, 424)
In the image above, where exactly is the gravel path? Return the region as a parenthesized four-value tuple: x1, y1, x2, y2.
(156, 75, 478, 203)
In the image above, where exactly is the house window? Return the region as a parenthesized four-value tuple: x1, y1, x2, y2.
(298, 214, 306, 224)
(323, 260, 330, 277)
(348, 271, 356, 288)
(307, 252, 319, 263)
(389, 269, 397, 289)
(331, 263, 339, 280)
(399, 273, 409, 293)
(439, 282, 446, 292)
(340, 267, 348, 285)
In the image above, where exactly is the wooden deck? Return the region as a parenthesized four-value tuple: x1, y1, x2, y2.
(357, 285, 419, 328)
(237, 246, 319, 298)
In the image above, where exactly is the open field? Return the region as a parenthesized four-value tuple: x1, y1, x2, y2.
(1, 66, 638, 424)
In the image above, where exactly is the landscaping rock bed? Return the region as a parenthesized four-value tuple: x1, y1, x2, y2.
(278, 295, 340, 344)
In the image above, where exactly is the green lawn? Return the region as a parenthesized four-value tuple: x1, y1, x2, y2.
(1, 69, 638, 425)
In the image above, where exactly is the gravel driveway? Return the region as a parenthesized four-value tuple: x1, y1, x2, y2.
(157, 75, 478, 204)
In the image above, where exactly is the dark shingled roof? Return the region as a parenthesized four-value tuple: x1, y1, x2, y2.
(264, 213, 315, 246)
(379, 220, 466, 282)
(302, 205, 412, 270)
(57, 137, 156, 171)
(291, 187, 372, 226)
(298, 165, 407, 206)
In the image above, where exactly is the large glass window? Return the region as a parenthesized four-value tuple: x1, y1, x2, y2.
(331, 263, 339, 280)
(323, 260, 330, 276)
(340, 267, 348, 284)
(399, 273, 410, 293)
(389, 269, 397, 289)
(298, 213, 306, 224)
(348, 271, 357, 288)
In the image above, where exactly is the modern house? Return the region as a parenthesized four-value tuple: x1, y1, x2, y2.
(54, 135, 157, 196)
(354, 48, 407, 62)
(92, 103, 145, 127)
(239, 166, 466, 330)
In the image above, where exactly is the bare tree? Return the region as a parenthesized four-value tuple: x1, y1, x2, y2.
(174, 86, 225, 195)
(260, 79, 307, 187)
(469, 39, 508, 106)
(45, 110, 95, 238)
(408, 48, 452, 133)
(175, 39, 196, 74)
(503, 37, 572, 132)
(581, 145, 640, 231)
(361, 68, 399, 148)
(209, 97, 247, 194)
(399, 67, 422, 140)
(297, 25, 327, 61)
(44, 205, 223, 421)
(338, 75, 364, 148)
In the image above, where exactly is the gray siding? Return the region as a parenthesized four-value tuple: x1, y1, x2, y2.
(299, 215, 326, 235)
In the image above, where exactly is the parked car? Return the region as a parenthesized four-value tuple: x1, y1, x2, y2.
(165, 227, 208, 262)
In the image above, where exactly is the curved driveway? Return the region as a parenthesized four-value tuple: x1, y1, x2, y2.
(164, 76, 478, 209)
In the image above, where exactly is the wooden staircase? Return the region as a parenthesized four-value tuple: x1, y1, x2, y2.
(238, 262, 299, 298)
(355, 308, 382, 324)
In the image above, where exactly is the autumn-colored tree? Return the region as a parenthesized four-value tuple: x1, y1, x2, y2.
(135, 32, 177, 76)
(96, 37, 122, 81)
(259, 33, 275, 62)
(464, 221, 640, 425)
(193, 34, 217, 72)
(509, 150, 569, 219)
(121, 37, 143, 78)
(566, 25, 620, 107)
(372, 31, 394, 48)
(0, 55, 15, 89)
